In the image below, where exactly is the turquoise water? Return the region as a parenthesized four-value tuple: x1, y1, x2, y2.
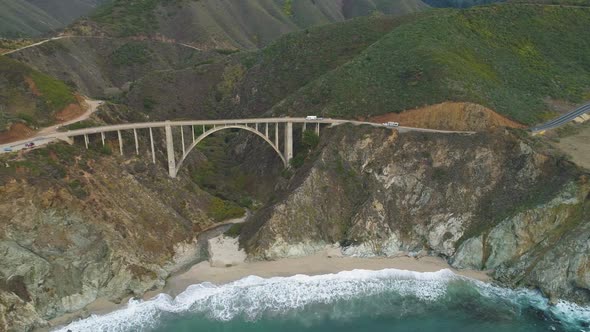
(56, 269, 590, 332)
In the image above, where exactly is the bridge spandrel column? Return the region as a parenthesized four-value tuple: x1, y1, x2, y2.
(165, 124, 177, 178)
(149, 127, 156, 164)
(180, 126, 186, 156)
(284, 122, 293, 166)
(275, 123, 279, 148)
(117, 130, 123, 155)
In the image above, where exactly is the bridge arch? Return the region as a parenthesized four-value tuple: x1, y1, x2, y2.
(173, 125, 287, 178)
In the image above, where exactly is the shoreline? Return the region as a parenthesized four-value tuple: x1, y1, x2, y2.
(151, 253, 491, 298)
(44, 250, 490, 331)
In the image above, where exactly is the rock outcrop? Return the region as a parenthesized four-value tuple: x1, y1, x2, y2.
(0, 144, 218, 331)
(242, 125, 590, 304)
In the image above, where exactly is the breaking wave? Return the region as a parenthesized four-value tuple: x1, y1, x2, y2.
(54, 268, 590, 332)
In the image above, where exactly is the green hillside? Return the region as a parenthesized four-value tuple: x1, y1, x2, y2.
(124, 4, 590, 125)
(0, 0, 107, 38)
(72, 0, 429, 48)
(268, 4, 590, 124)
(0, 55, 78, 131)
(123, 15, 412, 119)
(423, 0, 504, 7)
(0, 0, 62, 38)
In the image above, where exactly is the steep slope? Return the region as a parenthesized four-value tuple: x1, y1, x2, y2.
(0, 0, 62, 38)
(8, 37, 217, 98)
(122, 4, 590, 127)
(241, 124, 590, 304)
(423, 0, 504, 7)
(124, 14, 413, 120)
(68, 0, 429, 49)
(0, 0, 107, 38)
(0, 143, 219, 330)
(26, 0, 106, 24)
(0, 102, 283, 330)
(269, 4, 590, 125)
(0, 55, 84, 142)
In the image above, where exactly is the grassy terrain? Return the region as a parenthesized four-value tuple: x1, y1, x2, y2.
(510, 0, 590, 5)
(75, 0, 428, 48)
(0, 0, 61, 38)
(125, 14, 423, 120)
(423, 0, 504, 7)
(0, 38, 39, 53)
(90, 0, 164, 37)
(267, 4, 590, 125)
(125, 3, 590, 126)
(0, 0, 107, 38)
(0, 55, 77, 130)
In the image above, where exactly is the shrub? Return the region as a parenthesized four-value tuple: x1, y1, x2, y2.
(207, 197, 245, 222)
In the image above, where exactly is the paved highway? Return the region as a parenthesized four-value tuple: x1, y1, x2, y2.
(531, 102, 590, 133)
(0, 99, 103, 153)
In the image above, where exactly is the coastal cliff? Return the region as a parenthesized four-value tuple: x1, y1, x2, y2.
(0, 124, 588, 330)
(0, 144, 224, 331)
(242, 125, 590, 304)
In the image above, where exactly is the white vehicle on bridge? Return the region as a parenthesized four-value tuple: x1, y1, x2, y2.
(306, 116, 318, 120)
(383, 122, 400, 128)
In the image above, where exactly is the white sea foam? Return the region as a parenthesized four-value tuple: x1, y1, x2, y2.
(53, 268, 458, 332)
(53, 268, 590, 332)
(470, 279, 590, 330)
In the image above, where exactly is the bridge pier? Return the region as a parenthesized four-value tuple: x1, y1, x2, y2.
(165, 123, 176, 178)
(117, 130, 123, 155)
(84, 134, 89, 149)
(101, 132, 105, 146)
(133, 129, 139, 155)
(316, 123, 320, 136)
(284, 122, 293, 165)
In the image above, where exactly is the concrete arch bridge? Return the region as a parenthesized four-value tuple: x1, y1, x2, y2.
(36, 117, 468, 178)
(47, 118, 352, 178)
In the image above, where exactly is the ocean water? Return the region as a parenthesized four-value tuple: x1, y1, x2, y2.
(55, 269, 590, 332)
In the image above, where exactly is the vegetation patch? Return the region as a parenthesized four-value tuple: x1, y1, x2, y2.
(0, 56, 77, 128)
(91, 0, 163, 36)
(207, 197, 245, 222)
(224, 223, 244, 238)
(110, 42, 151, 66)
(269, 5, 590, 125)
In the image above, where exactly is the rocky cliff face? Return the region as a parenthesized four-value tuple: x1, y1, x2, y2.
(242, 125, 590, 304)
(1, 123, 588, 330)
(0, 143, 221, 331)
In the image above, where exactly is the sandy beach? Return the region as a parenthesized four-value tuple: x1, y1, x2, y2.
(150, 252, 490, 298)
(44, 244, 490, 331)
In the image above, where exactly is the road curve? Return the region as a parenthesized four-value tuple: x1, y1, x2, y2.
(0, 98, 103, 153)
(531, 102, 590, 133)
